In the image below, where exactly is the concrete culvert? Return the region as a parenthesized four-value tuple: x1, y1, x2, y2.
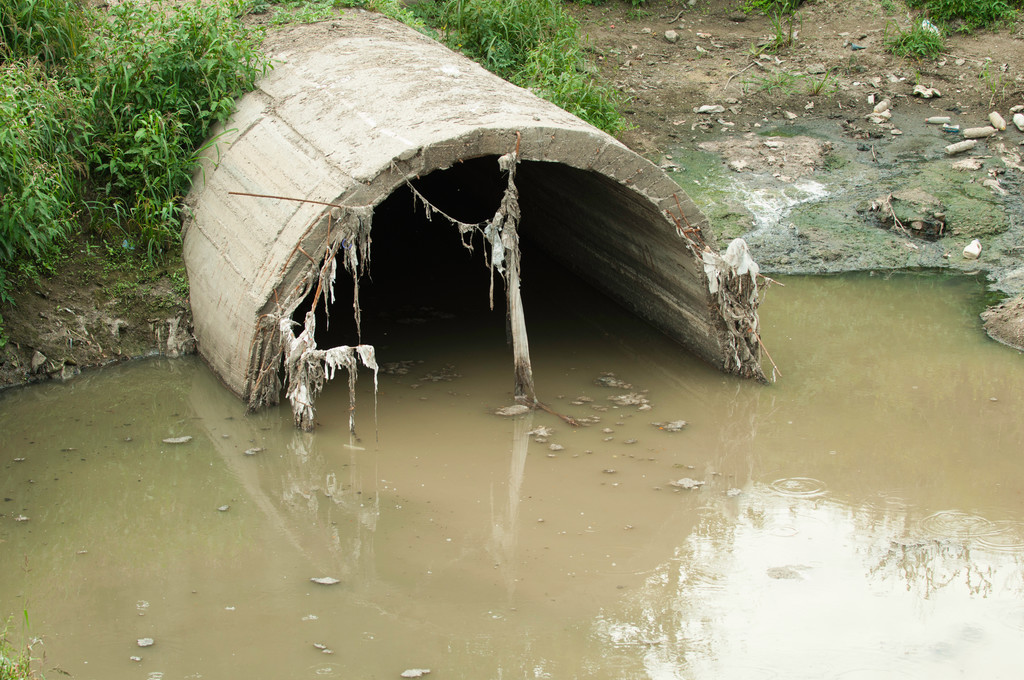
(182, 13, 765, 431)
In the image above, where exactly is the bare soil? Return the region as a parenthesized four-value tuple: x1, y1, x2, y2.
(2, 0, 1022, 390)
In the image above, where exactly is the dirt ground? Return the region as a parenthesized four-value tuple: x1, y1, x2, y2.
(2, 0, 1022, 389)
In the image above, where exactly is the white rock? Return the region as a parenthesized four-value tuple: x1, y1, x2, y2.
(873, 99, 891, 113)
(989, 111, 1007, 131)
(695, 104, 725, 114)
(912, 85, 941, 98)
(963, 239, 982, 260)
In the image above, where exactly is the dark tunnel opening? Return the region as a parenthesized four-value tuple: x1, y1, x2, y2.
(288, 154, 689, 371)
(291, 155, 513, 350)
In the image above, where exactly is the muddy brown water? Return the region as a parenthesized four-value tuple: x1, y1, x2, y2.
(3, 266, 1024, 679)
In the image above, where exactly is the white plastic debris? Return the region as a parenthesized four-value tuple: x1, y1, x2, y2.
(137, 638, 155, 647)
(925, 116, 951, 124)
(989, 111, 1007, 131)
(310, 576, 340, 585)
(944, 139, 977, 155)
(872, 99, 891, 114)
(162, 436, 192, 444)
(963, 126, 997, 139)
(401, 670, 431, 678)
(670, 478, 706, 490)
(912, 85, 940, 98)
(963, 239, 982, 260)
(695, 104, 725, 114)
(1014, 113, 1024, 132)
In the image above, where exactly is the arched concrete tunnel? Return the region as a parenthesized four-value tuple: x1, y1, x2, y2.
(182, 13, 765, 430)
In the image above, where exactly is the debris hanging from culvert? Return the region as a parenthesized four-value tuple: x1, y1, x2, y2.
(701, 238, 764, 380)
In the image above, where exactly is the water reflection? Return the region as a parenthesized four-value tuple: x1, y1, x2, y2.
(598, 485, 1024, 679)
(3, 272, 1024, 679)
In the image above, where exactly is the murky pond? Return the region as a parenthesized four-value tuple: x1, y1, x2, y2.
(3, 263, 1024, 679)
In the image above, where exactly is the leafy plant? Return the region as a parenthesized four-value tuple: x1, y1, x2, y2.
(433, 0, 623, 133)
(906, 0, 1021, 31)
(79, 0, 270, 258)
(979, 59, 1009, 104)
(883, 19, 945, 59)
(0, 0, 89, 67)
(0, 61, 89, 277)
(0, 612, 40, 680)
(742, 70, 800, 95)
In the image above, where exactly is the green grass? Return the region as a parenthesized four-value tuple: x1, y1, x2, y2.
(416, 0, 624, 133)
(907, 0, 1021, 31)
(0, 613, 38, 680)
(883, 19, 945, 59)
(0, 0, 270, 307)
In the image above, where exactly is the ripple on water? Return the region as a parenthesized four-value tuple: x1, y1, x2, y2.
(918, 510, 994, 540)
(769, 477, 827, 499)
(973, 520, 1024, 553)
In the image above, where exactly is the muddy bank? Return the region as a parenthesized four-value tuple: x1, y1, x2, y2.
(656, 103, 1024, 350)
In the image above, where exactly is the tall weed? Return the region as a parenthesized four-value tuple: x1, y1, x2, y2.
(0, 0, 89, 67)
(79, 0, 270, 256)
(434, 0, 623, 133)
(906, 0, 1021, 31)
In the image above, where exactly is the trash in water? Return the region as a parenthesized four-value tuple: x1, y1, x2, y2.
(608, 393, 650, 407)
(310, 577, 340, 585)
(162, 436, 192, 444)
(652, 420, 688, 432)
(401, 669, 431, 678)
(217, 505, 230, 512)
(137, 638, 155, 647)
(494, 404, 531, 417)
(669, 478, 705, 490)
(527, 426, 554, 438)
(244, 447, 263, 456)
(595, 374, 632, 389)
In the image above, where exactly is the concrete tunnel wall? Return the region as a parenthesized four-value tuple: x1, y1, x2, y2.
(182, 12, 764, 414)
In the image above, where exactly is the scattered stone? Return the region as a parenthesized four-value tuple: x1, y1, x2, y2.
(912, 84, 941, 98)
(30, 350, 47, 374)
(137, 638, 155, 648)
(162, 436, 192, 444)
(623, 438, 638, 444)
(983, 178, 1007, 195)
(664, 30, 679, 44)
(989, 111, 1007, 131)
(494, 404, 530, 417)
(310, 576, 341, 585)
(528, 426, 553, 438)
(695, 104, 725, 114)
(963, 239, 983, 260)
(963, 126, 997, 139)
(652, 420, 688, 432)
(669, 478, 705, 490)
(806, 63, 827, 75)
(951, 157, 983, 171)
